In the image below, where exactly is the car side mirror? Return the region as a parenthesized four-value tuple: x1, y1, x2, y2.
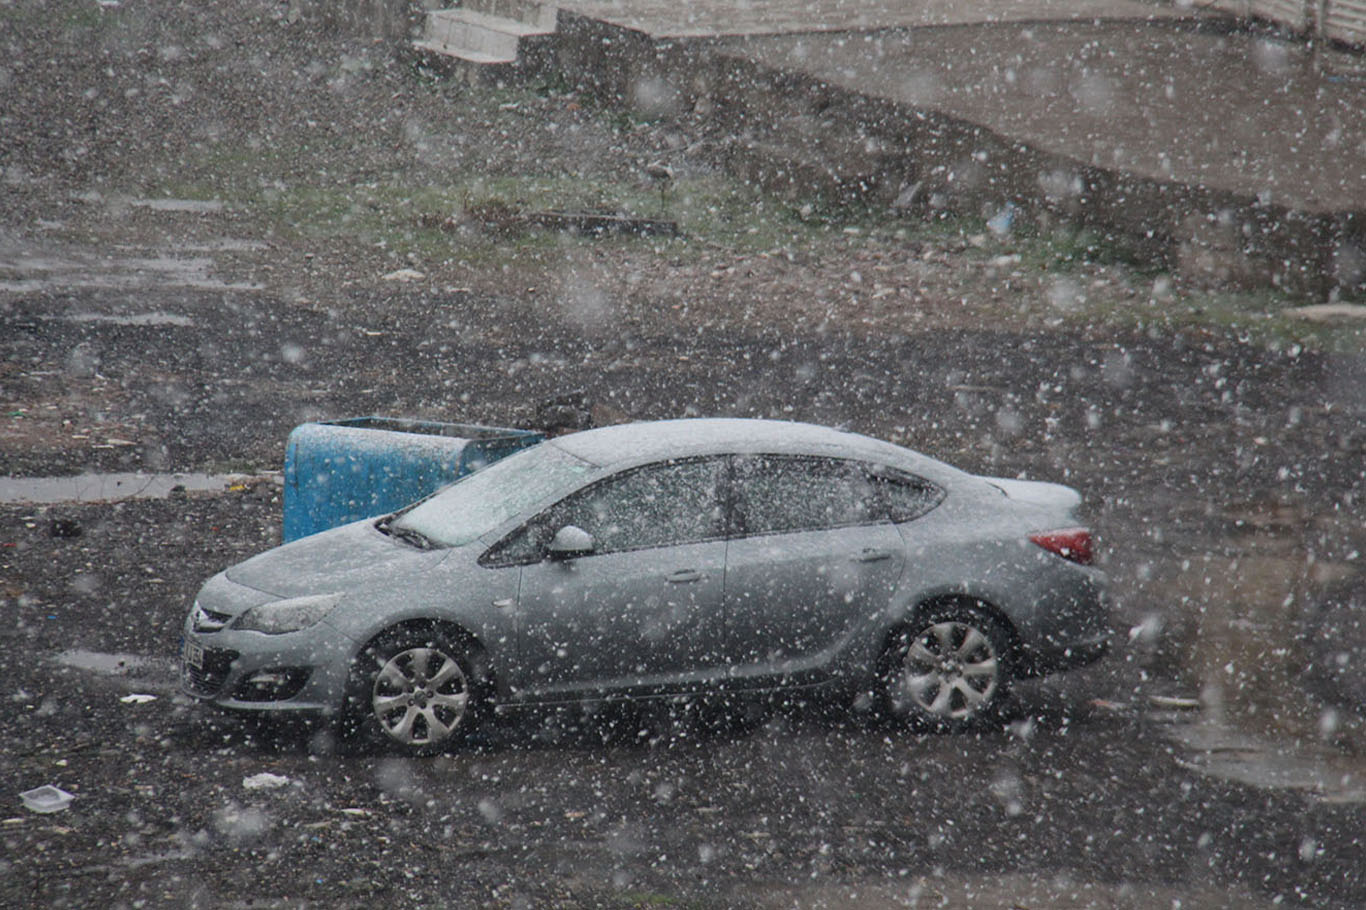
(546, 524, 595, 560)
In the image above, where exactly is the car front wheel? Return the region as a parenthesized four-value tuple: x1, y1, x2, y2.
(344, 627, 477, 755)
(882, 603, 1014, 731)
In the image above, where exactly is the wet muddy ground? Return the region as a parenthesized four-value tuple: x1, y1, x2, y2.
(1, 490, 1363, 908)
(3, 0, 1365, 906)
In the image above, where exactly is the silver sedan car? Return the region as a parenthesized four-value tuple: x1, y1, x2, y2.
(180, 419, 1108, 754)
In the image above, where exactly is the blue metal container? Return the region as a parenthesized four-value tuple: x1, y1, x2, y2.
(282, 417, 544, 542)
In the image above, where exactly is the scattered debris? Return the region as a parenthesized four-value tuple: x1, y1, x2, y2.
(458, 199, 524, 235)
(242, 772, 292, 791)
(49, 517, 82, 539)
(20, 785, 74, 814)
(380, 268, 426, 282)
(2, 472, 278, 506)
(1285, 303, 1366, 323)
(986, 202, 1018, 236)
(423, 206, 679, 239)
(525, 211, 679, 238)
(1149, 694, 1202, 711)
(536, 391, 593, 435)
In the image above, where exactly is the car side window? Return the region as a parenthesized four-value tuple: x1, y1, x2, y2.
(731, 455, 881, 535)
(484, 457, 725, 564)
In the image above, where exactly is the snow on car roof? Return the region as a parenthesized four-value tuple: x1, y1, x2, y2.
(548, 418, 961, 479)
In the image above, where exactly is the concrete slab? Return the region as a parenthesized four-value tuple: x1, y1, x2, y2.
(556, 0, 1190, 38)
(725, 21, 1366, 212)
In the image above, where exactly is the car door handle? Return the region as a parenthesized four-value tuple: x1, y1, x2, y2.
(666, 569, 702, 584)
(853, 548, 893, 563)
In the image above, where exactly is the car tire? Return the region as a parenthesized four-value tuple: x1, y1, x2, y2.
(881, 602, 1015, 732)
(342, 626, 478, 756)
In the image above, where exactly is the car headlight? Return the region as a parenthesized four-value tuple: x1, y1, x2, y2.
(233, 594, 343, 635)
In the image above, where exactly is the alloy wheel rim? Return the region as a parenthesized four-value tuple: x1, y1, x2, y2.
(371, 646, 469, 745)
(897, 620, 1000, 719)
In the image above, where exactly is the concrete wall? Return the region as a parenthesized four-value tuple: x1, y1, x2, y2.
(1209, 0, 1366, 46)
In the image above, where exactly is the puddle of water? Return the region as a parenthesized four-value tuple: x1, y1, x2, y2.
(130, 198, 225, 214)
(51, 650, 182, 695)
(53, 649, 176, 677)
(0, 250, 263, 293)
(0, 472, 277, 504)
(118, 848, 197, 869)
(1121, 500, 1366, 795)
(742, 874, 1281, 909)
(1167, 719, 1366, 803)
(1157, 552, 1356, 740)
(64, 311, 195, 327)
(0, 276, 264, 292)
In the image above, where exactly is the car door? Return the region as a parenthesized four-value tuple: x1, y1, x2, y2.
(721, 454, 906, 674)
(491, 457, 729, 696)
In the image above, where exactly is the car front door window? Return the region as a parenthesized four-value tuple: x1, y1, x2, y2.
(507, 457, 729, 693)
(549, 458, 726, 554)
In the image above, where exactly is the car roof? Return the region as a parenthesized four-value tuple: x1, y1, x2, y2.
(547, 418, 965, 481)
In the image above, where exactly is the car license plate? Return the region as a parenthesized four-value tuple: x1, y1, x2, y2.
(182, 637, 205, 671)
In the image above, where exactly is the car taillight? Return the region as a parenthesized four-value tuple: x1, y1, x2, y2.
(1029, 528, 1093, 565)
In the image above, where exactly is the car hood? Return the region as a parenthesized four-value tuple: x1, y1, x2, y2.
(979, 476, 1082, 514)
(224, 518, 441, 598)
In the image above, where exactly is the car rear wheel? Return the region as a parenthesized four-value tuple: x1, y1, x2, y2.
(344, 627, 477, 755)
(882, 603, 1014, 731)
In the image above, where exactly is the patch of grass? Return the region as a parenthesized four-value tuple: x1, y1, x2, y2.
(1, 0, 104, 32)
(160, 143, 834, 269)
(1047, 281, 1366, 353)
(532, 70, 577, 98)
(1015, 223, 1160, 274)
(1163, 291, 1365, 353)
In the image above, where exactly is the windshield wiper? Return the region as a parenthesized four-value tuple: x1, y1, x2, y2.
(376, 516, 435, 550)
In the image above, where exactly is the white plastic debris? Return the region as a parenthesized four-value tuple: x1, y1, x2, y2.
(986, 202, 1017, 236)
(1285, 303, 1366, 323)
(381, 268, 425, 282)
(119, 693, 157, 704)
(1149, 694, 1202, 711)
(242, 772, 291, 791)
(20, 785, 74, 813)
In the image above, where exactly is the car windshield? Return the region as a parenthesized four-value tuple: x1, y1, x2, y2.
(391, 442, 593, 547)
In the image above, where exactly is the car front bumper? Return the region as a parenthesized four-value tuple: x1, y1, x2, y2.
(180, 615, 357, 715)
